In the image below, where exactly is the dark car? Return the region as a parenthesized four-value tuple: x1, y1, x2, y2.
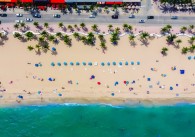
(147, 16, 154, 19)
(112, 15, 118, 19)
(0, 14, 7, 17)
(53, 14, 61, 18)
(33, 13, 41, 18)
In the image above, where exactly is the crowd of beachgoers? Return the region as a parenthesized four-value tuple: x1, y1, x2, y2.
(0, 22, 194, 106)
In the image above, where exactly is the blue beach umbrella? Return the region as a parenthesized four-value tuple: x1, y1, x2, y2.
(51, 62, 55, 66)
(52, 47, 56, 51)
(114, 81, 119, 86)
(194, 56, 195, 59)
(57, 62, 61, 66)
(107, 62, 110, 66)
(88, 62, 92, 66)
(131, 61, 134, 65)
(112, 62, 116, 66)
(188, 56, 191, 60)
(64, 62, 67, 66)
(76, 62, 80, 66)
(70, 62, 74, 66)
(18, 95, 23, 99)
(119, 62, 122, 66)
(35, 64, 39, 67)
(125, 61, 128, 65)
(111, 93, 115, 96)
(101, 62, 105, 66)
(82, 62, 86, 66)
(137, 61, 140, 65)
(48, 78, 53, 81)
(58, 93, 62, 96)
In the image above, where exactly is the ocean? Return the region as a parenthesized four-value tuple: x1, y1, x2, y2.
(0, 103, 195, 137)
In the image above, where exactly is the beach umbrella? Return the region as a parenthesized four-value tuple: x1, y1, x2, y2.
(137, 61, 140, 65)
(58, 93, 62, 96)
(18, 95, 23, 99)
(124, 81, 126, 84)
(82, 62, 86, 66)
(112, 62, 116, 66)
(126, 81, 129, 85)
(111, 93, 115, 96)
(39, 63, 42, 67)
(48, 78, 53, 81)
(125, 61, 128, 65)
(188, 56, 191, 60)
(35, 64, 39, 67)
(131, 61, 134, 65)
(51, 62, 55, 66)
(194, 56, 195, 59)
(90, 75, 95, 79)
(70, 62, 74, 66)
(97, 82, 101, 85)
(52, 47, 56, 51)
(57, 62, 61, 66)
(119, 62, 122, 66)
(76, 62, 80, 66)
(101, 62, 105, 66)
(88, 62, 92, 66)
(170, 86, 173, 90)
(114, 81, 119, 86)
(107, 62, 110, 66)
(38, 91, 42, 95)
(64, 62, 67, 66)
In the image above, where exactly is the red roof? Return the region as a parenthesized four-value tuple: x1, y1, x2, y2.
(50, 0, 64, 3)
(22, 0, 33, 2)
(105, 2, 122, 5)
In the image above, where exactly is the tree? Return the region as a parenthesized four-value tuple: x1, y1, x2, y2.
(38, 36, 45, 43)
(115, 27, 120, 33)
(48, 35, 55, 42)
(58, 22, 64, 28)
(73, 32, 80, 40)
(140, 32, 149, 41)
(74, 24, 78, 29)
(188, 25, 194, 31)
(56, 32, 62, 38)
(175, 39, 182, 46)
(44, 22, 49, 29)
(128, 25, 133, 32)
(189, 45, 195, 53)
(112, 4, 118, 11)
(161, 47, 168, 55)
(63, 35, 72, 45)
(14, 24, 19, 30)
(100, 42, 107, 50)
(14, 32, 22, 39)
(20, 22, 25, 28)
(180, 26, 187, 33)
(80, 23, 85, 28)
(25, 32, 34, 41)
(123, 24, 128, 31)
(33, 22, 39, 27)
(166, 24, 172, 32)
(35, 44, 41, 53)
(91, 24, 98, 32)
(166, 34, 177, 44)
(181, 47, 189, 54)
(27, 45, 34, 51)
(108, 24, 113, 31)
(41, 30, 49, 38)
(129, 35, 135, 42)
(160, 27, 168, 34)
(98, 34, 104, 42)
(188, 36, 195, 44)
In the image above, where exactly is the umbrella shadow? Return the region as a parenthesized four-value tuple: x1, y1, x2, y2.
(48, 27, 54, 32)
(51, 51, 58, 55)
(62, 27, 67, 32)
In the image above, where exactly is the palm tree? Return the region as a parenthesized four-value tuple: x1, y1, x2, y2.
(38, 37, 45, 43)
(74, 24, 78, 29)
(73, 32, 80, 40)
(68, 25, 73, 31)
(27, 45, 34, 51)
(56, 32, 62, 38)
(104, 6, 108, 13)
(175, 39, 182, 46)
(41, 30, 48, 38)
(100, 42, 107, 50)
(115, 27, 120, 33)
(161, 47, 168, 55)
(35, 44, 41, 53)
(108, 24, 113, 31)
(129, 35, 135, 42)
(166, 34, 177, 44)
(14, 32, 22, 39)
(166, 24, 172, 32)
(181, 47, 189, 54)
(20, 22, 25, 28)
(160, 27, 168, 34)
(128, 25, 133, 33)
(98, 34, 104, 42)
(188, 25, 194, 32)
(58, 22, 64, 28)
(123, 24, 128, 31)
(63, 35, 72, 45)
(112, 4, 118, 11)
(140, 32, 149, 41)
(48, 35, 55, 42)
(180, 26, 187, 33)
(188, 36, 195, 44)
(14, 24, 19, 30)
(33, 22, 39, 28)
(80, 23, 85, 28)
(189, 45, 195, 52)
(81, 36, 87, 43)
(91, 24, 98, 32)
(25, 32, 34, 41)
(44, 22, 49, 29)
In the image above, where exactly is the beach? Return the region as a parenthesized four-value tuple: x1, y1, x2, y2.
(0, 23, 195, 106)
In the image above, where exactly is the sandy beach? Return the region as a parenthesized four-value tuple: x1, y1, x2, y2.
(0, 23, 195, 106)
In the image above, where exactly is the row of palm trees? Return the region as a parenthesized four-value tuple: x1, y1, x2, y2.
(161, 24, 194, 34)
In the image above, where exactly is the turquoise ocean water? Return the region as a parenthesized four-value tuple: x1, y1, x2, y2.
(0, 103, 195, 137)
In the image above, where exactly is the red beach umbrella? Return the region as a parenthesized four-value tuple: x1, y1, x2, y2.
(124, 81, 126, 84)
(97, 82, 101, 85)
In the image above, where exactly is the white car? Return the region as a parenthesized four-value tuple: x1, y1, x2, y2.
(129, 14, 135, 18)
(89, 14, 95, 18)
(139, 19, 145, 23)
(15, 20, 24, 23)
(25, 18, 33, 22)
(16, 13, 23, 17)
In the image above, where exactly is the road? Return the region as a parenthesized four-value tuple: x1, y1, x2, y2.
(1, 13, 195, 26)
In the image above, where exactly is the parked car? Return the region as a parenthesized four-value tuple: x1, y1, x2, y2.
(139, 19, 145, 23)
(33, 13, 41, 18)
(129, 14, 135, 18)
(53, 14, 61, 18)
(171, 16, 178, 19)
(147, 16, 154, 19)
(89, 14, 95, 18)
(112, 15, 118, 19)
(15, 20, 24, 23)
(0, 14, 7, 17)
(25, 18, 33, 22)
(16, 13, 23, 17)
